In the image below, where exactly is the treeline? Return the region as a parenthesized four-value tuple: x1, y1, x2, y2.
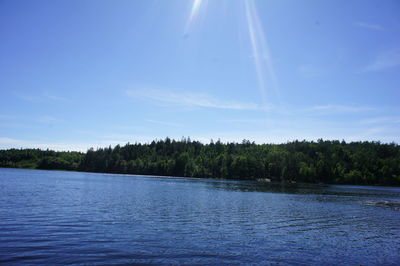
(0, 149, 83, 171)
(1, 138, 399, 186)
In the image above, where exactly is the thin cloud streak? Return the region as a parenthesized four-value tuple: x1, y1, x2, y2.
(362, 49, 400, 72)
(365, 127, 387, 135)
(360, 117, 400, 125)
(191, 128, 398, 144)
(298, 64, 326, 78)
(0, 136, 144, 152)
(127, 89, 378, 115)
(15, 91, 70, 103)
(0, 122, 29, 129)
(126, 88, 266, 111)
(0, 114, 13, 120)
(146, 120, 181, 127)
(0, 137, 20, 145)
(0, 137, 86, 151)
(308, 104, 374, 113)
(42, 92, 69, 103)
(0, 114, 59, 127)
(37, 115, 57, 124)
(355, 22, 384, 31)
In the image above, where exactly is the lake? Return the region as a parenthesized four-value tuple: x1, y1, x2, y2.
(0, 168, 399, 265)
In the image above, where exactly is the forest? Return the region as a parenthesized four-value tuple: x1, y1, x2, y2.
(0, 138, 399, 186)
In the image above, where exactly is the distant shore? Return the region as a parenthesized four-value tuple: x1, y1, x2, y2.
(1, 138, 399, 186)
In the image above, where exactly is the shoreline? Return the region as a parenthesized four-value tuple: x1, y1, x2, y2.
(1, 166, 399, 188)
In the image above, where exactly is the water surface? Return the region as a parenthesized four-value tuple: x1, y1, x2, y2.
(0, 168, 399, 265)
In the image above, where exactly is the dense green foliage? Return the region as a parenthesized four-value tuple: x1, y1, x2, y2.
(0, 149, 84, 171)
(1, 138, 399, 185)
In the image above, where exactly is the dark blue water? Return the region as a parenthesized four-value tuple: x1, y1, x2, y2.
(0, 168, 399, 265)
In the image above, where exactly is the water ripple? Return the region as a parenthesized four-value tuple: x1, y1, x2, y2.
(0, 168, 399, 265)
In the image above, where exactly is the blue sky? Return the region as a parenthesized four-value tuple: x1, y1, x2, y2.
(0, 0, 399, 151)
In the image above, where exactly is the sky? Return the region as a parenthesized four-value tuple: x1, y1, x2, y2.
(0, 0, 399, 151)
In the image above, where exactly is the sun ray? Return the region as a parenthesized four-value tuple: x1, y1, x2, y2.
(184, 0, 206, 35)
(244, 0, 279, 106)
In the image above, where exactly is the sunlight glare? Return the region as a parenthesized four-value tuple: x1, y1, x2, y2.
(244, 0, 279, 106)
(185, 0, 205, 35)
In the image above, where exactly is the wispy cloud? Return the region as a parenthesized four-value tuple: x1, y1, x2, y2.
(146, 119, 181, 127)
(298, 64, 325, 78)
(355, 22, 384, 31)
(127, 88, 379, 117)
(14, 92, 40, 102)
(126, 88, 265, 111)
(0, 114, 13, 120)
(0, 114, 58, 127)
(345, 127, 399, 143)
(308, 104, 374, 113)
(0, 114, 58, 128)
(222, 118, 267, 125)
(0, 137, 20, 145)
(42, 92, 69, 102)
(15, 91, 69, 103)
(0, 136, 127, 152)
(36, 115, 57, 124)
(364, 127, 387, 135)
(0, 122, 29, 129)
(362, 49, 400, 72)
(360, 116, 400, 125)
